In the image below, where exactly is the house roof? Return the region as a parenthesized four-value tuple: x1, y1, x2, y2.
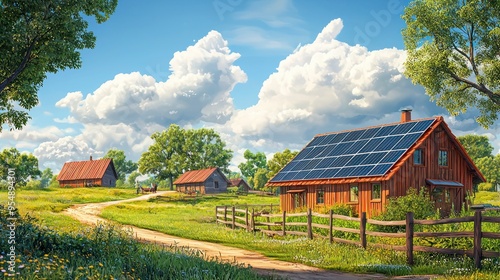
(57, 158, 117, 181)
(230, 178, 250, 187)
(267, 116, 485, 187)
(174, 167, 230, 185)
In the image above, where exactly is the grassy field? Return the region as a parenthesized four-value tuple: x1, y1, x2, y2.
(101, 191, 500, 278)
(473, 191, 500, 206)
(2, 187, 500, 279)
(0, 186, 137, 232)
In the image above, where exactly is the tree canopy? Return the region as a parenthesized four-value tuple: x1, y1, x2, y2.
(0, 0, 118, 131)
(0, 147, 41, 186)
(238, 150, 268, 188)
(402, 0, 500, 127)
(267, 148, 299, 180)
(103, 149, 137, 181)
(138, 124, 232, 188)
(457, 134, 494, 161)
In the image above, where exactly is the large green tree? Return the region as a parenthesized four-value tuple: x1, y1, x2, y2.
(238, 150, 268, 187)
(0, 147, 41, 186)
(267, 148, 299, 180)
(402, 0, 500, 127)
(103, 149, 137, 181)
(475, 155, 500, 186)
(138, 124, 233, 189)
(0, 0, 118, 131)
(183, 128, 233, 173)
(457, 134, 494, 161)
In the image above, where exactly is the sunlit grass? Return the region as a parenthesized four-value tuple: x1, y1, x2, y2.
(0, 186, 137, 231)
(473, 191, 500, 206)
(100, 192, 500, 278)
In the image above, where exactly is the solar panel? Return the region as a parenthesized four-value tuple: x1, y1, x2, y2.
(335, 166, 357, 177)
(328, 142, 354, 156)
(317, 157, 336, 169)
(393, 133, 422, 150)
(344, 139, 369, 154)
(271, 118, 436, 182)
(392, 122, 416, 135)
(343, 130, 365, 142)
(346, 154, 369, 166)
(359, 127, 381, 140)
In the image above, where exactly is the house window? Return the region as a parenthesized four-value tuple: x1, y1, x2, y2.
(414, 149, 424, 165)
(214, 181, 219, 188)
(372, 184, 381, 200)
(317, 188, 324, 204)
(438, 150, 448, 166)
(350, 185, 358, 202)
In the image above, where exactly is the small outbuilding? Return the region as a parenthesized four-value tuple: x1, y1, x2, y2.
(57, 156, 118, 187)
(230, 178, 251, 192)
(174, 167, 230, 194)
(266, 110, 485, 217)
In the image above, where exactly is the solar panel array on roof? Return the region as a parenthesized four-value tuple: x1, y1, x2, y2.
(270, 119, 435, 182)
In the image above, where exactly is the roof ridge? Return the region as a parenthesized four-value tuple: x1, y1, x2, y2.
(314, 116, 438, 138)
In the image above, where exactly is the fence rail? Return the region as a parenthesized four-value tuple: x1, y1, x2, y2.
(215, 205, 500, 268)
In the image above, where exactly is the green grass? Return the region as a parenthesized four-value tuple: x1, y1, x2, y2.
(0, 206, 276, 279)
(473, 191, 500, 206)
(0, 186, 137, 231)
(100, 192, 500, 278)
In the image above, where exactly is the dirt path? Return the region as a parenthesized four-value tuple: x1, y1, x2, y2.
(63, 191, 431, 280)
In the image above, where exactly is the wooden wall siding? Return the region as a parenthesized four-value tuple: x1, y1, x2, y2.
(280, 183, 386, 218)
(388, 125, 475, 211)
(204, 173, 228, 194)
(59, 179, 102, 187)
(176, 183, 206, 194)
(101, 165, 117, 187)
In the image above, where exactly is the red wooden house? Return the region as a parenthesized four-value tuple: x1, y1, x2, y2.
(174, 167, 230, 194)
(57, 156, 118, 187)
(266, 111, 485, 217)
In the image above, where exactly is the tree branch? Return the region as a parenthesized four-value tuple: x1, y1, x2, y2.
(450, 73, 500, 105)
(0, 36, 38, 95)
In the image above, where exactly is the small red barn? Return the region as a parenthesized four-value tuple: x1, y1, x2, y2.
(174, 167, 230, 194)
(230, 178, 251, 192)
(266, 111, 485, 217)
(57, 157, 118, 187)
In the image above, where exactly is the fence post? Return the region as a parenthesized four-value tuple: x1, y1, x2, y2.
(329, 209, 333, 244)
(307, 208, 313, 240)
(406, 212, 414, 266)
(232, 206, 236, 229)
(245, 207, 249, 232)
(360, 212, 367, 249)
(282, 211, 286, 236)
(224, 206, 227, 223)
(215, 206, 218, 225)
(474, 210, 482, 269)
(251, 208, 256, 233)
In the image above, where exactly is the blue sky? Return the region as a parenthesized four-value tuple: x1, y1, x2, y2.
(1, 0, 497, 173)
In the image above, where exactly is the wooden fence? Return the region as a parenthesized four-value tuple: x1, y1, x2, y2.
(215, 206, 500, 268)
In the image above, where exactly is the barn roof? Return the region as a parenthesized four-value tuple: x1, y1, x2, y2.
(230, 178, 250, 187)
(267, 116, 485, 187)
(174, 167, 230, 185)
(57, 158, 117, 181)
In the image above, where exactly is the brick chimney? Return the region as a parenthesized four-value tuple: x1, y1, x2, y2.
(90, 155, 93, 161)
(401, 109, 412, 123)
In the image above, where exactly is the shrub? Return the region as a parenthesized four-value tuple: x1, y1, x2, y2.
(478, 182, 495, 192)
(375, 187, 436, 221)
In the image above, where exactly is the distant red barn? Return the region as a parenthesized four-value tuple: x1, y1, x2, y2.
(57, 157, 118, 187)
(230, 178, 251, 192)
(174, 167, 230, 194)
